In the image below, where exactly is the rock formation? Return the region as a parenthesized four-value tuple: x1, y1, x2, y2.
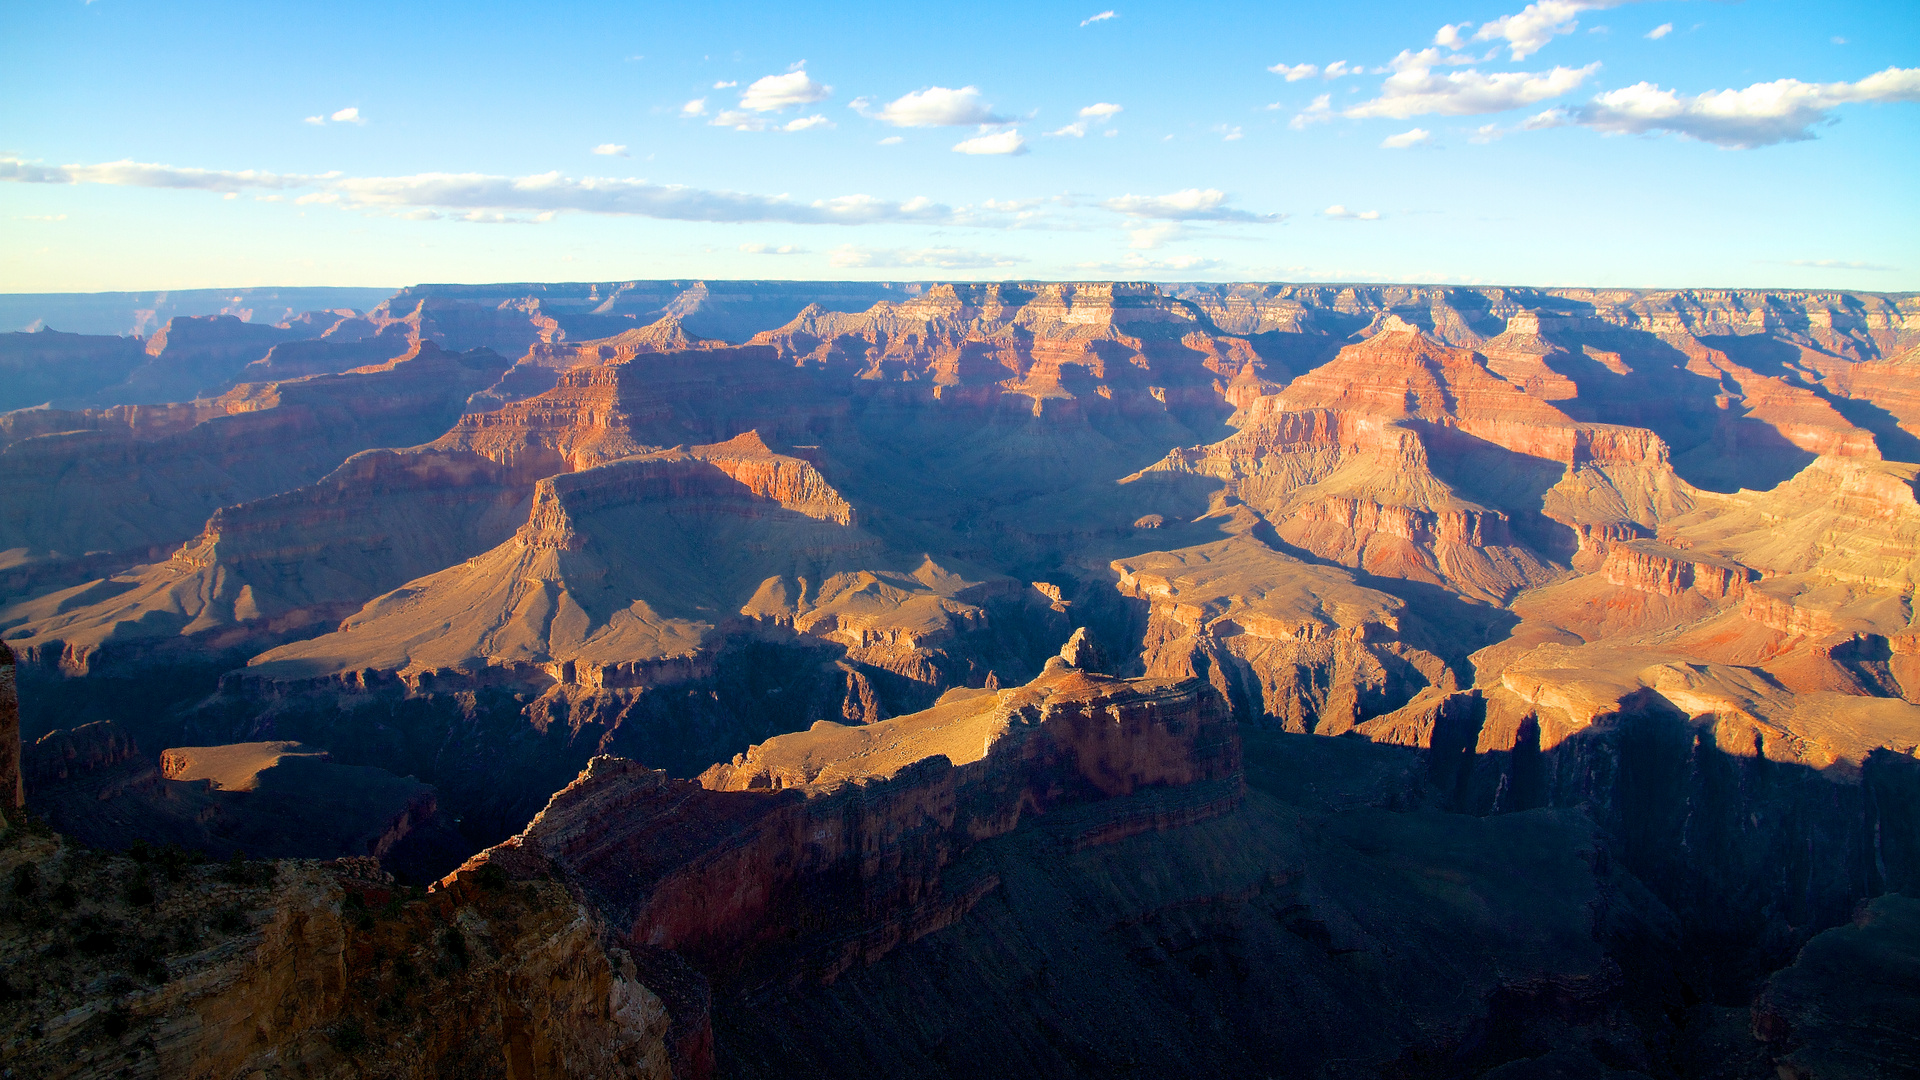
(4, 280, 1919, 1078)
(0, 838, 670, 1079)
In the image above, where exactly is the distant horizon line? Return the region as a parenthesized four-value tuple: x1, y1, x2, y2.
(4, 280, 1917, 298)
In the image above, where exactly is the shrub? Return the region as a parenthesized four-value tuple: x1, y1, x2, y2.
(330, 1017, 368, 1055)
(10, 863, 37, 899)
(124, 873, 156, 908)
(51, 881, 78, 910)
(102, 1004, 130, 1038)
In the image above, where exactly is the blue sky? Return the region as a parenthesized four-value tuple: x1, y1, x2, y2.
(1, 0, 1915, 291)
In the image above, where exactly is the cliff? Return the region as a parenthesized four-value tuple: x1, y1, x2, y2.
(445, 653, 1241, 992)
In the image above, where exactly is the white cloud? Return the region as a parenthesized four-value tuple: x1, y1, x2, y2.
(303, 115, 325, 126)
(1291, 93, 1335, 129)
(1322, 60, 1355, 79)
(1434, 23, 1471, 49)
(681, 98, 708, 117)
(1786, 259, 1897, 271)
(1472, 1, 1608, 61)
(21, 213, 67, 221)
(739, 67, 832, 111)
(330, 107, 365, 125)
(1346, 50, 1600, 117)
(1103, 188, 1282, 223)
(1080, 10, 1116, 26)
(784, 115, 834, 131)
(878, 136, 904, 145)
(740, 243, 808, 254)
(861, 86, 1008, 127)
(1645, 23, 1672, 40)
(1270, 63, 1318, 81)
(713, 80, 737, 89)
(1572, 67, 1920, 147)
(1381, 127, 1433, 148)
(829, 244, 1025, 269)
(591, 143, 629, 156)
(1127, 222, 1183, 249)
(1323, 204, 1381, 220)
(1219, 125, 1244, 141)
(1076, 253, 1224, 272)
(952, 128, 1027, 155)
(1051, 102, 1123, 137)
(0, 155, 983, 226)
(711, 110, 769, 131)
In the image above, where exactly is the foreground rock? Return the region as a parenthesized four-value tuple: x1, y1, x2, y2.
(0, 836, 669, 1079)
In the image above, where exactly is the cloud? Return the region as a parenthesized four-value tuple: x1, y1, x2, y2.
(711, 110, 769, 130)
(740, 243, 808, 254)
(1127, 221, 1184, 249)
(1102, 188, 1283, 223)
(1322, 60, 1356, 78)
(860, 86, 1008, 127)
(1471, 1, 1609, 61)
(1645, 23, 1672, 40)
(1050, 102, 1123, 137)
(878, 135, 904, 145)
(0, 155, 984, 226)
(739, 67, 832, 111)
(1571, 67, 1920, 147)
(330, 107, 365, 125)
(952, 128, 1027, 155)
(1290, 93, 1335, 129)
(1434, 23, 1471, 49)
(681, 98, 708, 117)
(1270, 63, 1318, 81)
(784, 115, 834, 131)
(1080, 10, 1116, 26)
(1345, 50, 1600, 117)
(1219, 125, 1244, 141)
(1785, 259, 1897, 271)
(303, 115, 326, 126)
(1381, 127, 1433, 148)
(1323, 204, 1381, 220)
(20, 213, 66, 221)
(1076, 253, 1224, 272)
(829, 244, 1025, 269)
(713, 80, 738, 89)
(591, 143, 629, 157)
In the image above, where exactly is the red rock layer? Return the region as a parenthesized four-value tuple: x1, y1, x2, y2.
(447, 668, 1240, 988)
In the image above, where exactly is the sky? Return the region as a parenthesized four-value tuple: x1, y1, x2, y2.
(0, 0, 1915, 292)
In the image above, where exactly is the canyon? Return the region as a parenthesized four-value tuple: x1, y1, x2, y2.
(2, 279, 1917, 1078)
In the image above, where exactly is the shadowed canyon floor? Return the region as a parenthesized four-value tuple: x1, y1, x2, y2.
(2, 280, 1919, 1078)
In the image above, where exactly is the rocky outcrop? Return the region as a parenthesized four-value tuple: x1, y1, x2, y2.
(0, 341, 512, 599)
(0, 838, 670, 1079)
(1114, 533, 1454, 732)
(448, 660, 1240, 994)
(0, 328, 148, 412)
(1751, 892, 1920, 1079)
